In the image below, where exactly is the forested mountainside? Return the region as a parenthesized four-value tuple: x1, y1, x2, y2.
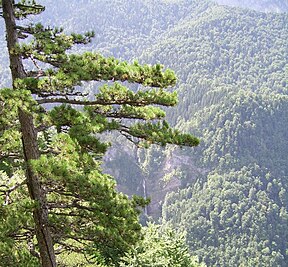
(138, 2, 288, 266)
(215, 0, 288, 13)
(0, 0, 287, 266)
(0, 0, 212, 85)
(102, 1, 288, 266)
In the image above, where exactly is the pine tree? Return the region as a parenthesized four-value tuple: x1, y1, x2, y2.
(120, 224, 205, 267)
(0, 1, 199, 266)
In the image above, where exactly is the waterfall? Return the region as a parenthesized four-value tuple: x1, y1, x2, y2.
(142, 178, 148, 216)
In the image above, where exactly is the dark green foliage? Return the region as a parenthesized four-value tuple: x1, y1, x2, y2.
(196, 90, 288, 175)
(120, 223, 205, 267)
(0, 171, 39, 267)
(162, 166, 288, 266)
(151, 2, 288, 266)
(129, 121, 200, 147)
(31, 134, 149, 264)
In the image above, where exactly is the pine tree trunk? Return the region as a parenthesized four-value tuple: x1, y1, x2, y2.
(2, 1, 57, 266)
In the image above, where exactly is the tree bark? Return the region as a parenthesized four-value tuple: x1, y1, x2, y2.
(2, 1, 57, 266)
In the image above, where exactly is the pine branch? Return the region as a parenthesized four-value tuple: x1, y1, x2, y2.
(92, 110, 155, 120)
(14, 3, 45, 11)
(16, 24, 51, 35)
(45, 187, 81, 199)
(48, 201, 98, 213)
(14, 3, 45, 19)
(37, 97, 172, 107)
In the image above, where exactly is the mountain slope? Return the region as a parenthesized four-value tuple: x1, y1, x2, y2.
(140, 2, 288, 266)
(1, 0, 287, 266)
(215, 0, 288, 13)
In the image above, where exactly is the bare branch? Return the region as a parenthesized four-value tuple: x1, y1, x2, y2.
(28, 241, 40, 259)
(30, 55, 43, 72)
(56, 240, 83, 253)
(36, 124, 51, 132)
(120, 130, 141, 146)
(0, 152, 21, 161)
(26, 70, 45, 78)
(0, 180, 26, 193)
(0, 180, 26, 205)
(8, 229, 34, 241)
(36, 90, 89, 98)
(49, 211, 83, 217)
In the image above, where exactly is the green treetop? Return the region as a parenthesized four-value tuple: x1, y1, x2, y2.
(120, 223, 206, 267)
(0, 1, 199, 266)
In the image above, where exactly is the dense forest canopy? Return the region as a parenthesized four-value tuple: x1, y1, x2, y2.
(0, 0, 287, 266)
(215, 0, 288, 13)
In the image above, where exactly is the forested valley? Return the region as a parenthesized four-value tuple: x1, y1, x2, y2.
(0, 0, 287, 266)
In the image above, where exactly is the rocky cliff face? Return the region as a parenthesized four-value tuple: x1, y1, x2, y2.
(103, 143, 208, 219)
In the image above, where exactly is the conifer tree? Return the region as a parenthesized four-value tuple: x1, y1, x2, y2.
(0, 0, 199, 266)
